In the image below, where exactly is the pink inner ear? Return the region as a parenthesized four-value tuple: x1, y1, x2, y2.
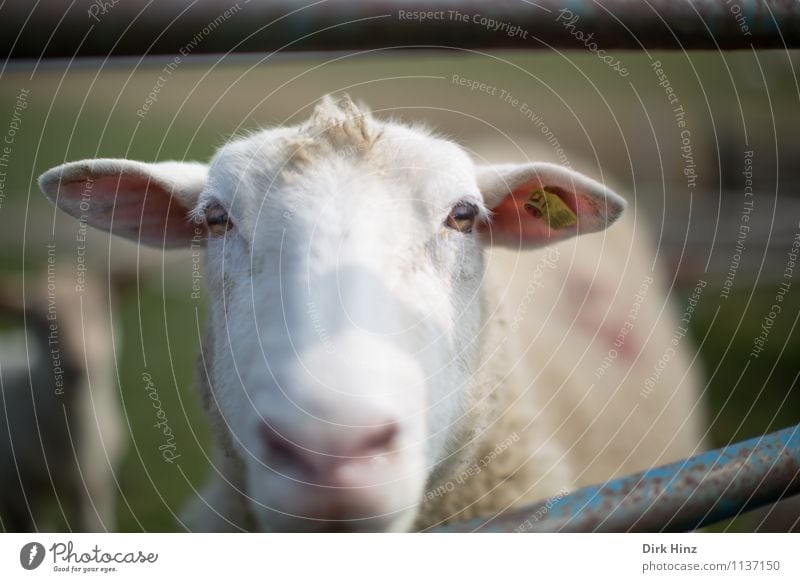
(60, 174, 201, 247)
(481, 182, 586, 246)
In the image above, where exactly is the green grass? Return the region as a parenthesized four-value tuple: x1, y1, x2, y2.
(693, 286, 800, 446)
(688, 285, 799, 532)
(113, 288, 210, 532)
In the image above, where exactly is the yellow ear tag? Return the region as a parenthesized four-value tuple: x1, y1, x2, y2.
(524, 188, 577, 229)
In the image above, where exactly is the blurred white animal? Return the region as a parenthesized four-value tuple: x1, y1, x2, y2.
(0, 266, 124, 532)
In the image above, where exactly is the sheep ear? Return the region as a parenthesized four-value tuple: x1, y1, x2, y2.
(476, 162, 626, 248)
(39, 158, 208, 248)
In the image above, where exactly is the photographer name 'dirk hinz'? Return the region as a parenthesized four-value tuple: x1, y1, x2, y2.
(643, 543, 698, 554)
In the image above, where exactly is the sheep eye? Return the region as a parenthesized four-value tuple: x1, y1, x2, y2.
(204, 203, 232, 236)
(445, 201, 479, 233)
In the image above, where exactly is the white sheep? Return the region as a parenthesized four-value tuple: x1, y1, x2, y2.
(39, 95, 704, 532)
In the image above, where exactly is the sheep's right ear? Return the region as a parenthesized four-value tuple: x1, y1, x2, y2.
(476, 162, 625, 249)
(39, 158, 208, 248)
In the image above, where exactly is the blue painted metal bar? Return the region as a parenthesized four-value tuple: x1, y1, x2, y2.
(436, 424, 800, 532)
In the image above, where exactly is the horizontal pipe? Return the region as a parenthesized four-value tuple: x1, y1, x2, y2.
(2, 0, 799, 61)
(435, 423, 800, 532)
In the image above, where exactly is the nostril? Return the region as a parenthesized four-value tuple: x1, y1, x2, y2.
(358, 423, 399, 455)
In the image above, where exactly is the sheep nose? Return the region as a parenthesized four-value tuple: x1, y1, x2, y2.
(258, 421, 399, 483)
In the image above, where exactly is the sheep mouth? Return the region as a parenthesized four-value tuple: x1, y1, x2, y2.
(249, 490, 414, 532)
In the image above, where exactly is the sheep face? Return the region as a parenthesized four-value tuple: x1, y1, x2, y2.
(39, 95, 625, 531)
(193, 104, 488, 532)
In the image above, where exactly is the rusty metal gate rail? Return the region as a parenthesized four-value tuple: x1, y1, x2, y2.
(437, 424, 800, 532)
(2, 0, 800, 60)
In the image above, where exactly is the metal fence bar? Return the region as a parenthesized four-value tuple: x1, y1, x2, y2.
(2, 0, 800, 60)
(436, 423, 800, 532)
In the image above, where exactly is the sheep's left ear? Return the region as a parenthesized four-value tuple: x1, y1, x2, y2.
(476, 162, 626, 248)
(39, 158, 208, 248)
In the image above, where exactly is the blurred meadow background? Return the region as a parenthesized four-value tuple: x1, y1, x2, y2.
(0, 48, 798, 531)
